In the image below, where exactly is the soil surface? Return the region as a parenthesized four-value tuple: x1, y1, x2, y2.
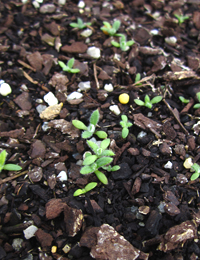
(1, 0, 200, 259)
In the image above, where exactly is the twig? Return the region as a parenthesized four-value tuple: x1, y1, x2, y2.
(163, 98, 189, 135)
(93, 62, 100, 89)
(0, 170, 28, 185)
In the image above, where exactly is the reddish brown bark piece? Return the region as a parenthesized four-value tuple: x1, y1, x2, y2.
(28, 140, 46, 159)
(61, 42, 87, 54)
(14, 92, 32, 110)
(45, 198, 65, 220)
(35, 228, 53, 248)
(163, 121, 177, 140)
(164, 202, 180, 216)
(26, 51, 43, 71)
(0, 128, 24, 138)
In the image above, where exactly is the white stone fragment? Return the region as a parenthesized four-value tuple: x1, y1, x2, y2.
(183, 157, 193, 169)
(42, 122, 50, 131)
(87, 46, 101, 59)
(80, 28, 93, 37)
(32, 0, 40, 8)
(21, 0, 29, 3)
(109, 105, 121, 115)
(113, 53, 121, 61)
(57, 171, 68, 182)
(150, 29, 159, 35)
(165, 36, 177, 46)
(0, 82, 12, 96)
(67, 91, 83, 101)
(12, 238, 24, 251)
(36, 0, 43, 3)
(23, 225, 38, 239)
(58, 0, 66, 5)
(78, 0, 85, 8)
(137, 131, 147, 139)
(44, 92, 58, 106)
(164, 161, 173, 169)
(104, 83, 113, 92)
(36, 104, 47, 114)
(78, 81, 91, 91)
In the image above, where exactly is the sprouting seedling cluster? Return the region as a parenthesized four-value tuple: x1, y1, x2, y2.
(72, 109, 107, 139)
(111, 34, 134, 51)
(190, 163, 200, 181)
(174, 14, 189, 25)
(193, 92, 200, 109)
(134, 94, 163, 109)
(120, 115, 133, 138)
(58, 58, 80, 74)
(73, 182, 97, 196)
(101, 20, 121, 36)
(0, 150, 22, 172)
(70, 18, 91, 29)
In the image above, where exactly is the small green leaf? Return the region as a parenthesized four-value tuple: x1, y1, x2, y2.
(90, 109, 99, 125)
(73, 189, 84, 196)
(191, 163, 200, 173)
(0, 150, 7, 168)
(77, 18, 83, 26)
(151, 96, 163, 104)
(120, 121, 126, 128)
(95, 131, 107, 139)
(179, 96, 190, 103)
(3, 164, 22, 171)
(122, 127, 129, 138)
(111, 41, 120, 48)
(126, 122, 133, 128)
(126, 40, 134, 46)
(67, 58, 75, 69)
(191, 172, 199, 181)
(102, 21, 111, 28)
(145, 95, 150, 103)
(70, 22, 79, 28)
(193, 103, 200, 109)
(87, 140, 99, 154)
(96, 157, 113, 168)
(82, 131, 93, 139)
(196, 92, 200, 103)
(72, 120, 87, 130)
(70, 68, 80, 73)
(101, 150, 115, 157)
(84, 182, 98, 192)
(111, 165, 120, 171)
(135, 73, 141, 83)
(121, 115, 128, 123)
(80, 165, 94, 174)
(83, 155, 98, 166)
(100, 139, 110, 150)
(58, 61, 69, 71)
(134, 99, 145, 106)
(113, 20, 121, 31)
(95, 170, 108, 184)
(145, 102, 152, 109)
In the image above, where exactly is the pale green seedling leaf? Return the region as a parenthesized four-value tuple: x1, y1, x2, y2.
(193, 104, 200, 109)
(102, 21, 111, 28)
(95, 170, 108, 184)
(58, 61, 69, 71)
(113, 20, 121, 31)
(80, 165, 94, 174)
(82, 131, 93, 139)
(196, 92, 200, 103)
(70, 22, 79, 28)
(120, 121, 126, 128)
(72, 120, 87, 130)
(3, 164, 22, 171)
(90, 109, 99, 125)
(145, 102, 152, 109)
(67, 58, 75, 69)
(127, 122, 133, 127)
(179, 96, 190, 104)
(83, 155, 98, 166)
(122, 127, 129, 138)
(191, 172, 199, 181)
(0, 150, 6, 168)
(70, 68, 80, 73)
(84, 182, 98, 192)
(134, 99, 145, 106)
(145, 95, 150, 103)
(87, 140, 99, 154)
(121, 115, 128, 123)
(111, 41, 120, 47)
(73, 189, 84, 196)
(135, 73, 141, 83)
(96, 157, 113, 168)
(111, 165, 120, 171)
(151, 96, 163, 104)
(95, 131, 107, 139)
(191, 163, 200, 173)
(126, 40, 134, 46)
(100, 139, 110, 150)
(101, 150, 115, 157)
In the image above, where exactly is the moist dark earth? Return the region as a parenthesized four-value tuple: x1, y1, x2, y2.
(1, 0, 200, 259)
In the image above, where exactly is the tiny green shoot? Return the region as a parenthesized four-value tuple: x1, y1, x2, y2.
(135, 73, 142, 86)
(190, 163, 200, 181)
(70, 18, 91, 29)
(174, 14, 189, 25)
(0, 150, 22, 172)
(120, 115, 133, 138)
(58, 58, 80, 74)
(179, 96, 190, 104)
(101, 20, 121, 36)
(193, 92, 200, 109)
(73, 182, 97, 196)
(111, 34, 134, 51)
(72, 109, 107, 139)
(134, 94, 163, 109)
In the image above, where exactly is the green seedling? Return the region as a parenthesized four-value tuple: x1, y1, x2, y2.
(120, 115, 133, 138)
(134, 94, 163, 109)
(58, 58, 80, 74)
(190, 163, 200, 181)
(135, 73, 142, 86)
(179, 96, 190, 104)
(70, 18, 91, 29)
(111, 34, 134, 51)
(72, 109, 107, 139)
(80, 138, 120, 185)
(174, 14, 189, 25)
(193, 92, 200, 109)
(73, 182, 97, 196)
(101, 20, 121, 36)
(0, 150, 22, 172)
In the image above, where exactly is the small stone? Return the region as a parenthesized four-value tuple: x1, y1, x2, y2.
(62, 244, 71, 254)
(183, 157, 193, 169)
(39, 103, 63, 120)
(78, 0, 85, 8)
(44, 92, 58, 106)
(58, 0, 66, 5)
(164, 202, 180, 216)
(80, 28, 93, 37)
(41, 33, 55, 46)
(137, 131, 147, 140)
(164, 161, 173, 169)
(165, 36, 177, 46)
(39, 4, 56, 13)
(46, 198, 65, 219)
(36, 104, 47, 114)
(0, 82, 12, 96)
(104, 83, 113, 92)
(111, 162, 132, 180)
(109, 104, 120, 115)
(78, 81, 91, 91)
(87, 46, 101, 59)
(12, 238, 24, 251)
(67, 91, 83, 101)
(23, 225, 38, 239)
(14, 92, 32, 110)
(159, 142, 172, 155)
(57, 171, 67, 181)
(176, 174, 188, 184)
(61, 42, 87, 54)
(35, 229, 53, 247)
(32, 0, 40, 8)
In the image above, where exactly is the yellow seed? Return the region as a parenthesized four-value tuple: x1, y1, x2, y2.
(119, 93, 129, 104)
(51, 246, 57, 254)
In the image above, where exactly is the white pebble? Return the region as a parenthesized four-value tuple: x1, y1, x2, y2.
(87, 46, 101, 59)
(44, 92, 58, 106)
(80, 28, 93, 38)
(12, 238, 24, 251)
(36, 104, 47, 114)
(58, 0, 66, 5)
(36, 0, 43, 3)
(164, 161, 173, 169)
(32, 0, 40, 8)
(78, 81, 91, 91)
(67, 91, 83, 101)
(137, 131, 147, 139)
(0, 82, 12, 96)
(104, 83, 113, 92)
(23, 225, 38, 239)
(42, 122, 50, 131)
(183, 157, 193, 169)
(109, 105, 121, 115)
(78, 0, 85, 8)
(165, 36, 177, 46)
(150, 29, 159, 35)
(57, 171, 68, 182)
